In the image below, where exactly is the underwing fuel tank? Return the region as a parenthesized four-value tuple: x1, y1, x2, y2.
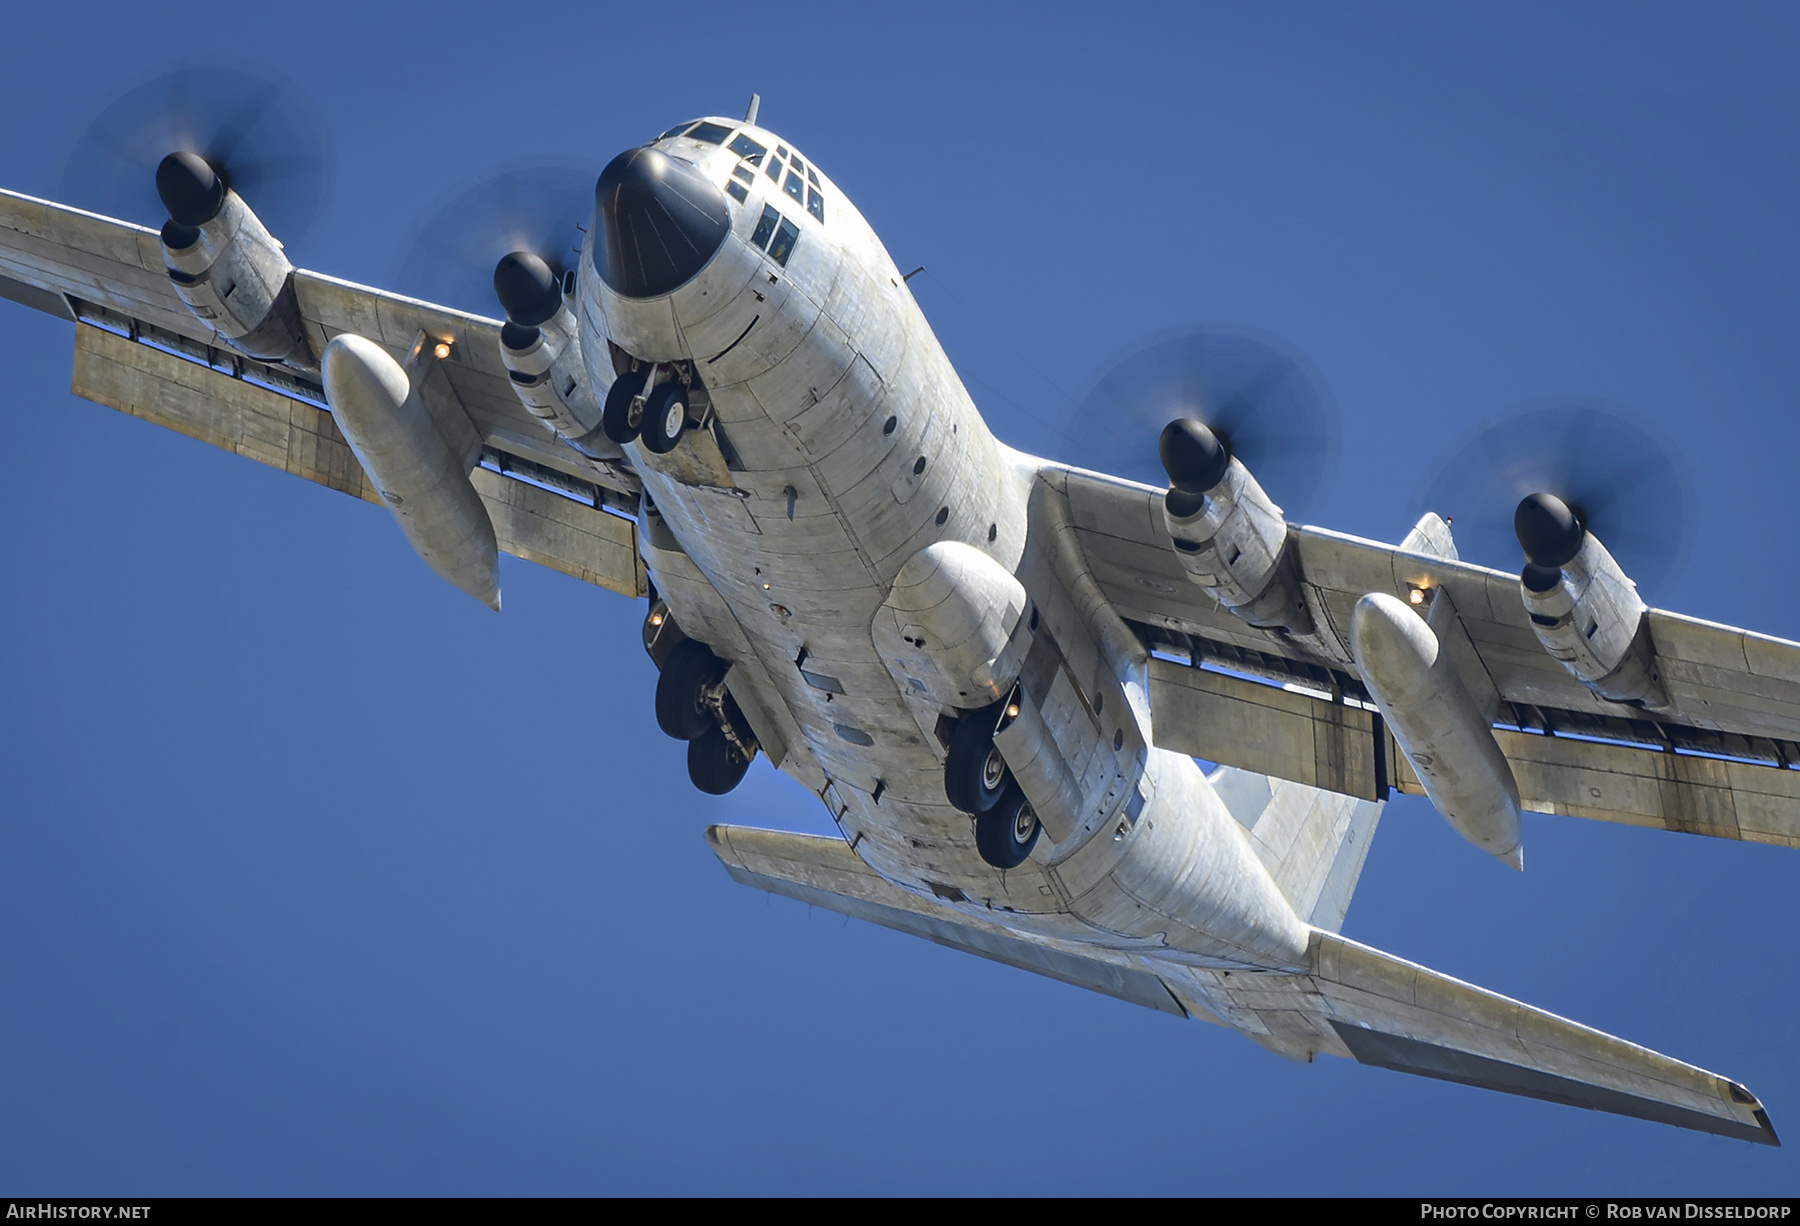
(320, 334, 500, 609)
(1351, 592, 1523, 868)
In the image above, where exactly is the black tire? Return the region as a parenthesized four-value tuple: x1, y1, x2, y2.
(602, 367, 648, 444)
(640, 380, 690, 454)
(655, 638, 722, 741)
(688, 725, 752, 795)
(944, 710, 1009, 814)
(975, 782, 1041, 869)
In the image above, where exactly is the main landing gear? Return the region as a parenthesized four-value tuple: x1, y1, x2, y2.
(645, 600, 758, 795)
(943, 702, 1041, 869)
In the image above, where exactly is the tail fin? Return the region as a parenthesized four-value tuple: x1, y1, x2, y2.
(1211, 766, 1383, 932)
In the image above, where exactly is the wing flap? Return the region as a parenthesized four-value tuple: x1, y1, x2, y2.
(71, 321, 644, 597)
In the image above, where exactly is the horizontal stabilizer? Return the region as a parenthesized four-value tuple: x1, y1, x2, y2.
(1311, 932, 1779, 1145)
(704, 825, 1186, 1017)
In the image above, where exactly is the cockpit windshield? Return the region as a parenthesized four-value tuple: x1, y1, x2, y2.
(685, 121, 733, 145)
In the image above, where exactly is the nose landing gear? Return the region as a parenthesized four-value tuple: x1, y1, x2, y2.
(602, 360, 701, 453)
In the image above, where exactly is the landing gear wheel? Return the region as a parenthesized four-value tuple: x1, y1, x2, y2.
(975, 782, 1041, 869)
(655, 638, 722, 741)
(640, 380, 690, 454)
(602, 367, 649, 444)
(944, 709, 1009, 814)
(688, 724, 752, 795)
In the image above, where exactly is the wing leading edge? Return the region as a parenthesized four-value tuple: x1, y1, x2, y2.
(0, 187, 646, 599)
(1054, 464, 1800, 851)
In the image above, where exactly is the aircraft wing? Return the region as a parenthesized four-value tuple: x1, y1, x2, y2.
(0, 188, 644, 597)
(1051, 464, 1800, 850)
(709, 823, 1778, 1144)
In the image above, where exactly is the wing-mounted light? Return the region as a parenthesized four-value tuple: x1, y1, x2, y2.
(494, 251, 621, 460)
(1515, 492, 1670, 711)
(1158, 417, 1313, 635)
(157, 152, 311, 367)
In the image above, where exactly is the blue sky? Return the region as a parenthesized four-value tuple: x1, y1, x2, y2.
(2, 1, 1798, 1195)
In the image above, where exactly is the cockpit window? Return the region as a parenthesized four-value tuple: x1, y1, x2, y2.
(789, 155, 807, 176)
(807, 167, 819, 187)
(750, 204, 780, 251)
(767, 216, 801, 267)
(766, 157, 782, 182)
(686, 121, 733, 145)
(807, 186, 825, 223)
(728, 133, 766, 163)
(726, 181, 749, 203)
(731, 165, 754, 184)
(660, 121, 698, 139)
(775, 145, 790, 159)
(784, 170, 805, 203)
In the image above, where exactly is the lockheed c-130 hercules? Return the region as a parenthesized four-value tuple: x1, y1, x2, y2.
(3, 76, 1793, 1145)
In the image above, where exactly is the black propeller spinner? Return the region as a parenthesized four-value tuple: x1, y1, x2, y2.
(1420, 399, 1689, 594)
(1067, 325, 1336, 519)
(60, 60, 331, 245)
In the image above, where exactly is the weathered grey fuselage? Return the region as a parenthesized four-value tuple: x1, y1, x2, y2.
(580, 119, 1308, 972)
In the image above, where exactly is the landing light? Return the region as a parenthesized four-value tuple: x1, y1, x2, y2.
(1408, 587, 1427, 606)
(433, 342, 451, 360)
(1006, 704, 1020, 718)
(649, 612, 664, 627)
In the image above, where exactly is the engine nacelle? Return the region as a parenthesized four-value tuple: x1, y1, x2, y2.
(493, 253, 622, 460)
(156, 153, 309, 366)
(872, 542, 1031, 711)
(1158, 419, 1311, 634)
(1515, 494, 1668, 710)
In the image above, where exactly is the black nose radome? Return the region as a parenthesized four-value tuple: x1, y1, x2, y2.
(593, 147, 731, 299)
(493, 251, 563, 327)
(156, 152, 226, 227)
(1514, 492, 1585, 569)
(1159, 418, 1230, 494)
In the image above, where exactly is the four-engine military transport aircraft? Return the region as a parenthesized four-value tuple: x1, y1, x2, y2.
(2, 85, 1793, 1145)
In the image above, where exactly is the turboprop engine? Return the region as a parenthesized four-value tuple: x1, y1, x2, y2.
(1514, 493, 1670, 710)
(872, 541, 1032, 711)
(155, 152, 310, 367)
(1157, 418, 1312, 635)
(492, 252, 622, 460)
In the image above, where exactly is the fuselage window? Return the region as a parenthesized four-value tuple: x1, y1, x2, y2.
(728, 133, 767, 163)
(660, 121, 698, 139)
(731, 165, 754, 184)
(726, 180, 749, 204)
(750, 204, 781, 251)
(687, 121, 733, 145)
(768, 216, 801, 266)
(784, 170, 806, 202)
(806, 186, 825, 222)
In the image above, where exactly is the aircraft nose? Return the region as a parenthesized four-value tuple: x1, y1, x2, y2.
(592, 147, 733, 299)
